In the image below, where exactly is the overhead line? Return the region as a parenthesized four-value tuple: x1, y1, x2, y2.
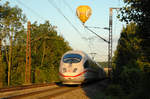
(16, 0, 45, 20)
(62, 0, 97, 53)
(48, 0, 102, 55)
(62, 0, 107, 53)
(47, 0, 83, 37)
(84, 26, 109, 43)
(63, 0, 74, 13)
(62, 0, 84, 26)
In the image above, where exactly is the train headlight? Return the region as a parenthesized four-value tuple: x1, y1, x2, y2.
(63, 68, 67, 72)
(73, 68, 77, 73)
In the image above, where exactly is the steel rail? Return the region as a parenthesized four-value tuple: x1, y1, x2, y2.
(0, 83, 58, 98)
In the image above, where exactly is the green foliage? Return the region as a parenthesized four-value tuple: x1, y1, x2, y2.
(127, 73, 150, 99)
(109, 0, 150, 98)
(113, 23, 141, 77)
(105, 67, 145, 99)
(34, 67, 51, 83)
(119, 0, 150, 24)
(105, 84, 125, 99)
(98, 61, 108, 68)
(0, 1, 71, 87)
(30, 21, 71, 83)
(118, 0, 150, 67)
(111, 22, 149, 98)
(0, 1, 27, 86)
(119, 67, 142, 93)
(10, 64, 25, 86)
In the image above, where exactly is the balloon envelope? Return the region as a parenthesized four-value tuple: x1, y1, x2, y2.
(76, 5, 92, 24)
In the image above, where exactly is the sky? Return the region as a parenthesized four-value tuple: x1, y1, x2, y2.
(1, 0, 125, 62)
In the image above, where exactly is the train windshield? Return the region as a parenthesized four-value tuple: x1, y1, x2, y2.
(63, 54, 82, 63)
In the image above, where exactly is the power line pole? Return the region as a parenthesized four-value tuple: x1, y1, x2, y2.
(78, 7, 120, 77)
(25, 21, 31, 84)
(108, 8, 120, 76)
(108, 8, 112, 77)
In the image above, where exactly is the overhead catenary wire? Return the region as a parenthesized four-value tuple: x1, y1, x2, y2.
(84, 26, 109, 43)
(84, 26, 110, 30)
(47, 0, 92, 53)
(48, 0, 108, 61)
(62, 0, 74, 13)
(47, 0, 84, 37)
(62, 0, 91, 40)
(63, 1, 108, 57)
(15, 0, 45, 21)
(62, 0, 83, 25)
(61, 1, 107, 57)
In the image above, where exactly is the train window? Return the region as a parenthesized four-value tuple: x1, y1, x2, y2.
(84, 61, 89, 68)
(63, 54, 82, 63)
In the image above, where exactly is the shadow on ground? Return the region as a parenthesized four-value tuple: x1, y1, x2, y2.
(81, 79, 109, 99)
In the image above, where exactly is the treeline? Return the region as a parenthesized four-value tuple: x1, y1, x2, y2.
(0, 2, 71, 87)
(105, 0, 150, 98)
(98, 62, 108, 68)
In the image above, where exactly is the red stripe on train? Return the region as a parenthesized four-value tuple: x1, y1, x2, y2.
(59, 70, 88, 77)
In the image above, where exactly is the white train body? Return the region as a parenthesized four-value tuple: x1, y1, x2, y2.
(59, 50, 106, 85)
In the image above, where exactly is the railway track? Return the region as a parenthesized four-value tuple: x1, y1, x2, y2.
(0, 79, 109, 99)
(0, 83, 55, 93)
(0, 83, 80, 99)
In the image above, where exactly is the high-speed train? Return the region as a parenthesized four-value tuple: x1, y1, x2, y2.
(59, 50, 106, 85)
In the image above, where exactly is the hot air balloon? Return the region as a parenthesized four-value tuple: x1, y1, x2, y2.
(76, 5, 92, 24)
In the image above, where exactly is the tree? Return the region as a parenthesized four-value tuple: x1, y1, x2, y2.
(114, 23, 140, 69)
(0, 1, 71, 86)
(112, 23, 142, 86)
(0, 1, 4, 88)
(119, 0, 150, 68)
(0, 37, 3, 88)
(10, 29, 26, 86)
(110, 0, 150, 97)
(30, 21, 71, 83)
(0, 1, 26, 86)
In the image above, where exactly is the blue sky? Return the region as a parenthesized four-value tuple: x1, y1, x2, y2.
(1, 0, 125, 62)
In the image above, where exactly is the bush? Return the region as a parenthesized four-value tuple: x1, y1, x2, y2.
(127, 72, 150, 99)
(105, 84, 125, 99)
(119, 67, 142, 93)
